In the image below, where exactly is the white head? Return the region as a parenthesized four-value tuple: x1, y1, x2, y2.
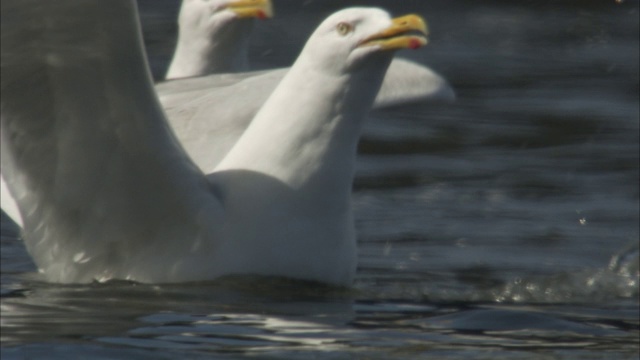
(298, 7, 428, 75)
(177, 0, 273, 29)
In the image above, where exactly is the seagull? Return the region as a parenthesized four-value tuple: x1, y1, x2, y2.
(165, 0, 274, 79)
(158, 0, 453, 172)
(1, 0, 428, 286)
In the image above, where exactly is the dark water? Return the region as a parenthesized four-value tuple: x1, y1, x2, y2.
(2, 0, 638, 358)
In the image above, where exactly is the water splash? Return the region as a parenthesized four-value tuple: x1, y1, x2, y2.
(493, 244, 639, 304)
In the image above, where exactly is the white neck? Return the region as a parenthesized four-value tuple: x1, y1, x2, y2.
(166, 20, 252, 79)
(216, 53, 392, 193)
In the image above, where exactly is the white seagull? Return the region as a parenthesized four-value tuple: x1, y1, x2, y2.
(1, 0, 429, 285)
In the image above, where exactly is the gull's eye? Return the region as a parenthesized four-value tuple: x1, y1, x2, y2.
(336, 22, 352, 36)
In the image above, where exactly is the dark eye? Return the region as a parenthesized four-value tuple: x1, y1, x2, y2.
(336, 22, 352, 36)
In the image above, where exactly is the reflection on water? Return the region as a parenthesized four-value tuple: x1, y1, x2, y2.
(2, 248, 637, 359)
(1, 275, 638, 359)
(2, 0, 639, 358)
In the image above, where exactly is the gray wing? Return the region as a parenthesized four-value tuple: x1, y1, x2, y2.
(158, 69, 288, 172)
(374, 58, 455, 108)
(1, 0, 221, 282)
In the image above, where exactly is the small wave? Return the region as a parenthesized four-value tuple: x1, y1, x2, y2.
(493, 244, 639, 304)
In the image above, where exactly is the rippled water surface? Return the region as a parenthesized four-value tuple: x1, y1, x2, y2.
(2, 0, 639, 359)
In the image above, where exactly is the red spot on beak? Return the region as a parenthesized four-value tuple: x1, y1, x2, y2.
(408, 38, 422, 50)
(257, 10, 267, 20)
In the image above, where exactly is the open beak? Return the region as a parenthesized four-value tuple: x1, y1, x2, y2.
(360, 14, 428, 50)
(227, 0, 274, 20)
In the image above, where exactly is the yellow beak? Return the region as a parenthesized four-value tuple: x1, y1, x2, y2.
(227, 0, 274, 19)
(360, 14, 429, 50)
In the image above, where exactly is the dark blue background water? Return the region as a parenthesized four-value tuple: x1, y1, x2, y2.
(2, 0, 638, 358)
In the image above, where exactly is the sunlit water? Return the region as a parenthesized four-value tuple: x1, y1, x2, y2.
(2, 1, 638, 359)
